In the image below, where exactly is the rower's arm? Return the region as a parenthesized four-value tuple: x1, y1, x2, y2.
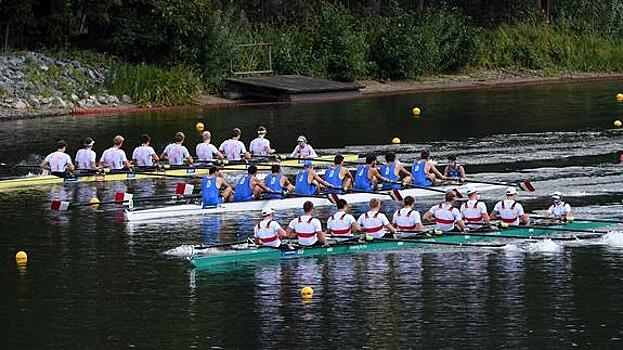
(285, 226, 296, 239)
(398, 165, 412, 178)
(351, 220, 361, 232)
(214, 150, 224, 159)
(342, 167, 354, 180)
(519, 214, 530, 225)
(456, 219, 466, 231)
(372, 168, 390, 183)
(313, 171, 332, 187)
(385, 223, 397, 234)
(422, 210, 434, 222)
(67, 160, 75, 172)
(289, 146, 299, 158)
(40, 159, 49, 170)
(489, 211, 499, 220)
(414, 222, 424, 231)
(481, 212, 491, 222)
(253, 178, 271, 192)
(430, 164, 444, 179)
(459, 166, 466, 179)
(276, 227, 287, 238)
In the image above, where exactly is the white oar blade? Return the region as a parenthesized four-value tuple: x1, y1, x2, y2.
(50, 200, 70, 211)
(114, 192, 133, 204)
(176, 183, 194, 196)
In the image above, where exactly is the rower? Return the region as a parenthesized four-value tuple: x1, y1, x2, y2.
(444, 154, 466, 181)
(460, 187, 490, 227)
(201, 167, 233, 207)
(286, 201, 325, 246)
(423, 191, 466, 232)
(232, 165, 271, 201)
(380, 153, 412, 189)
(326, 199, 360, 241)
(253, 207, 287, 248)
(249, 125, 275, 157)
(295, 160, 333, 195)
(263, 164, 294, 199)
(219, 127, 250, 160)
(392, 196, 423, 234)
(100, 135, 132, 170)
(290, 135, 318, 158)
(357, 198, 397, 238)
(490, 187, 529, 225)
(161, 132, 193, 166)
(41, 140, 75, 177)
(323, 154, 354, 193)
(354, 155, 389, 191)
(412, 151, 445, 187)
(75, 137, 97, 171)
(132, 134, 159, 167)
(196, 131, 223, 162)
(547, 191, 572, 220)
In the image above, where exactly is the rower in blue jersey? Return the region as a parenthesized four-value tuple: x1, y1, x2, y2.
(444, 154, 466, 180)
(233, 165, 271, 201)
(323, 154, 354, 193)
(263, 165, 294, 199)
(295, 160, 333, 195)
(354, 155, 390, 191)
(380, 153, 413, 190)
(201, 167, 232, 208)
(412, 151, 445, 187)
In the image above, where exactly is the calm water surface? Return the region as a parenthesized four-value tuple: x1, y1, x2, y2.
(1, 81, 623, 349)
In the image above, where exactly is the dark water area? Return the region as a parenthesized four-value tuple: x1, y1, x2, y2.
(1, 80, 623, 349)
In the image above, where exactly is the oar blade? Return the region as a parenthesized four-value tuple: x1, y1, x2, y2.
(50, 200, 70, 211)
(452, 188, 463, 199)
(114, 192, 133, 204)
(176, 183, 195, 196)
(389, 189, 404, 202)
(520, 180, 535, 192)
(327, 193, 340, 205)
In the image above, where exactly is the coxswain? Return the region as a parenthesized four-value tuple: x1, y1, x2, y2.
(290, 135, 318, 158)
(200, 167, 233, 207)
(357, 198, 397, 238)
(380, 153, 412, 189)
(219, 127, 250, 160)
(100, 135, 132, 170)
(423, 191, 466, 232)
(232, 165, 271, 201)
(354, 155, 389, 191)
(40, 140, 75, 177)
(460, 187, 490, 228)
(392, 196, 423, 234)
(490, 187, 529, 225)
(196, 131, 223, 162)
(132, 134, 159, 167)
(249, 125, 275, 157)
(326, 199, 360, 241)
(546, 191, 572, 220)
(75, 137, 97, 171)
(295, 160, 333, 195)
(286, 201, 325, 246)
(444, 154, 466, 180)
(323, 154, 354, 193)
(263, 165, 294, 199)
(161, 132, 193, 166)
(412, 151, 445, 187)
(253, 207, 287, 248)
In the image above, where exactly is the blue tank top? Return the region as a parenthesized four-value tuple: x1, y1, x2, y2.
(233, 175, 254, 201)
(324, 165, 344, 193)
(202, 176, 222, 208)
(354, 165, 373, 191)
(380, 163, 400, 190)
(264, 173, 284, 199)
(295, 170, 317, 195)
(412, 160, 431, 187)
(446, 165, 461, 179)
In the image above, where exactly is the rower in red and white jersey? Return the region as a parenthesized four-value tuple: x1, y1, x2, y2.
(219, 128, 250, 160)
(290, 135, 318, 158)
(75, 137, 97, 171)
(392, 196, 423, 234)
(546, 192, 572, 220)
(253, 207, 287, 248)
(326, 199, 360, 242)
(357, 198, 397, 239)
(490, 187, 529, 225)
(132, 134, 159, 167)
(41, 140, 75, 177)
(100, 135, 132, 170)
(460, 187, 490, 225)
(423, 191, 465, 232)
(249, 126, 275, 157)
(286, 201, 325, 246)
(161, 132, 192, 166)
(196, 131, 223, 161)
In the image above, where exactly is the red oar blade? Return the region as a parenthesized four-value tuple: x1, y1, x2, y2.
(390, 189, 404, 202)
(519, 180, 535, 192)
(114, 192, 133, 204)
(452, 188, 463, 199)
(50, 200, 70, 211)
(327, 193, 340, 205)
(176, 183, 194, 196)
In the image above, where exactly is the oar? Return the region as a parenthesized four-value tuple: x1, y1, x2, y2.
(444, 231, 604, 241)
(385, 180, 463, 198)
(374, 236, 507, 248)
(454, 177, 535, 192)
(193, 239, 253, 250)
(530, 216, 623, 224)
(501, 223, 612, 235)
(280, 156, 363, 166)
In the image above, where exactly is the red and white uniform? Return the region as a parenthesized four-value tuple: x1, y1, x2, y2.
(219, 139, 247, 160)
(163, 143, 190, 166)
(326, 210, 356, 241)
(196, 143, 219, 161)
(75, 149, 96, 170)
(132, 145, 156, 166)
(45, 151, 72, 172)
(288, 215, 322, 246)
(249, 137, 271, 156)
(289, 144, 317, 158)
(493, 199, 525, 225)
(100, 147, 128, 170)
(548, 202, 571, 219)
(428, 203, 462, 232)
(357, 211, 390, 238)
(460, 200, 488, 223)
(253, 219, 283, 248)
(392, 207, 421, 230)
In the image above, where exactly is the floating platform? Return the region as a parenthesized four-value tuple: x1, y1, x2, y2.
(223, 75, 364, 102)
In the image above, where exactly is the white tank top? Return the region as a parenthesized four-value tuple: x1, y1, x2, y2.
(100, 148, 127, 170)
(429, 203, 461, 232)
(357, 211, 389, 238)
(163, 143, 189, 166)
(220, 139, 247, 160)
(548, 202, 571, 218)
(460, 200, 487, 223)
(75, 149, 96, 169)
(132, 145, 156, 166)
(196, 143, 218, 161)
(326, 211, 355, 236)
(249, 137, 271, 156)
(288, 215, 321, 246)
(44, 151, 71, 172)
(392, 207, 421, 230)
(254, 219, 282, 248)
(493, 200, 524, 225)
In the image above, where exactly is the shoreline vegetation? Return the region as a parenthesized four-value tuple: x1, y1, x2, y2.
(2, 1, 623, 118)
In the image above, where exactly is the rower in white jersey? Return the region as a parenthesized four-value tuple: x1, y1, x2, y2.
(286, 201, 326, 246)
(219, 127, 251, 160)
(423, 191, 466, 232)
(490, 187, 529, 226)
(546, 192, 572, 220)
(460, 187, 490, 228)
(392, 196, 423, 235)
(249, 125, 275, 157)
(100, 135, 132, 170)
(41, 140, 75, 177)
(196, 131, 223, 162)
(326, 199, 360, 242)
(357, 198, 397, 239)
(290, 135, 318, 158)
(160, 132, 193, 166)
(132, 134, 159, 167)
(253, 207, 287, 248)
(74, 137, 97, 171)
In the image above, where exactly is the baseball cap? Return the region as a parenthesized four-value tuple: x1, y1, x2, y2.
(506, 187, 518, 195)
(84, 137, 95, 147)
(303, 160, 313, 168)
(466, 187, 479, 195)
(261, 207, 274, 216)
(257, 126, 267, 134)
(551, 191, 562, 199)
(297, 135, 307, 143)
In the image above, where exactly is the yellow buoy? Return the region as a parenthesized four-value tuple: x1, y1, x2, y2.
(617, 93, 623, 102)
(15, 251, 27, 263)
(195, 122, 205, 132)
(89, 197, 101, 208)
(614, 120, 622, 128)
(391, 137, 401, 144)
(411, 107, 421, 116)
(300, 286, 314, 299)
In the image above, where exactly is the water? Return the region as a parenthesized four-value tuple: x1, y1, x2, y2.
(1, 80, 623, 348)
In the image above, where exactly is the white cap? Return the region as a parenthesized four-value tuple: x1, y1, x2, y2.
(506, 187, 518, 195)
(551, 191, 562, 198)
(466, 187, 479, 195)
(297, 135, 307, 142)
(261, 207, 274, 216)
